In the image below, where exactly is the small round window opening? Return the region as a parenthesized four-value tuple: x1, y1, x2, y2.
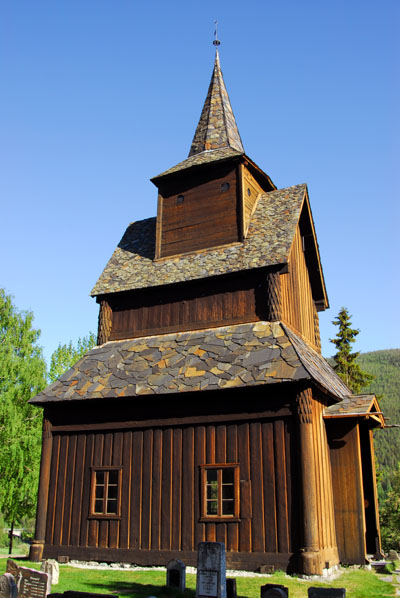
(247, 188, 251, 196)
(221, 182, 230, 192)
(176, 195, 184, 205)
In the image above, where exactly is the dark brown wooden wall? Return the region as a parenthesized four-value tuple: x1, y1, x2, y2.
(241, 166, 264, 236)
(108, 271, 268, 342)
(281, 226, 320, 351)
(44, 417, 297, 556)
(327, 420, 366, 564)
(158, 167, 239, 258)
(311, 398, 337, 553)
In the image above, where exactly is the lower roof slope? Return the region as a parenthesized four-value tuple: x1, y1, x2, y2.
(31, 321, 351, 404)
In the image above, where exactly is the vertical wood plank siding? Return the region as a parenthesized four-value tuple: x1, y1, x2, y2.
(108, 271, 267, 342)
(281, 227, 319, 351)
(45, 418, 296, 555)
(159, 169, 239, 257)
(241, 167, 264, 236)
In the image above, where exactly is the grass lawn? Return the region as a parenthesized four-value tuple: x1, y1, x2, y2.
(0, 559, 396, 598)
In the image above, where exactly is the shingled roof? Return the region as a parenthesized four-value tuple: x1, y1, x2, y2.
(188, 50, 244, 157)
(324, 394, 384, 427)
(30, 321, 350, 404)
(91, 183, 307, 296)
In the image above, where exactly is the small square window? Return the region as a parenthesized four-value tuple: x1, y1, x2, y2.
(90, 467, 122, 519)
(200, 464, 240, 521)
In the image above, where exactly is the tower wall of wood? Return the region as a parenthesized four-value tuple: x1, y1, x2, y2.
(281, 227, 321, 351)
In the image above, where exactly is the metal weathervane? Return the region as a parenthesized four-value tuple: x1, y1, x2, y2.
(213, 20, 221, 47)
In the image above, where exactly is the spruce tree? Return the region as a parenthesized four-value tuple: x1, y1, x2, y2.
(330, 307, 374, 393)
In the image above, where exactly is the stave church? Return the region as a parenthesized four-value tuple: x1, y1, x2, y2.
(29, 43, 384, 575)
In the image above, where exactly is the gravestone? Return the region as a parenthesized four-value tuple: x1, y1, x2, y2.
(0, 574, 17, 598)
(308, 589, 346, 598)
(41, 560, 59, 593)
(196, 542, 226, 598)
(166, 559, 186, 592)
(55, 593, 118, 598)
(226, 578, 236, 598)
(5, 562, 18, 579)
(57, 557, 70, 564)
(260, 584, 288, 598)
(18, 567, 49, 598)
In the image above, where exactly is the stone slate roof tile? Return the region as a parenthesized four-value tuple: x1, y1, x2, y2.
(188, 51, 244, 157)
(325, 394, 377, 415)
(31, 321, 351, 404)
(153, 147, 244, 180)
(282, 324, 351, 399)
(91, 183, 306, 296)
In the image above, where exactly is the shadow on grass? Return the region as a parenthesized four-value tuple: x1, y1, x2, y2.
(85, 581, 197, 598)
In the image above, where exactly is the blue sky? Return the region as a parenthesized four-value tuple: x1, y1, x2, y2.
(1, 0, 399, 366)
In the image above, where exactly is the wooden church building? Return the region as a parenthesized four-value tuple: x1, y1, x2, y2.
(29, 47, 384, 575)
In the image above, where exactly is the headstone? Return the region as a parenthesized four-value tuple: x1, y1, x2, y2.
(259, 565, 275, 574)
(388, 550, 399, 561)
(196, 542, 226, 598)
(57, 557, 70, 564)
(0, 574, 17, 598)
(18, 567, 49, 598)
(41, 560, 60, 591)
(5, 561, 18, 579)
(166, 559, 186, 592)
(260, 584, 288, 598)
(308, 589, 346, 598)
(49, 594, 118, 598)
(226, 579, 236, 598)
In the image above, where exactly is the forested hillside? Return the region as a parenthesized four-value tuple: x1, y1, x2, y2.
(357, 349, 400, 490)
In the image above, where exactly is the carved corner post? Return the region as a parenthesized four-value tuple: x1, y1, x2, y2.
(296, 387, 322, 575)
(313, 307, 321, 353)
(266, 271, 282, 321)
(97, 300, 112, 345)
(29, 416, 53, 561)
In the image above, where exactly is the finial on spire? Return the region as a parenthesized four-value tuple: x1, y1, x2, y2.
(213, 20, 220, 47)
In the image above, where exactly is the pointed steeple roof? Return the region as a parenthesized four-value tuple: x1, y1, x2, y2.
(188, 50, 244, 157)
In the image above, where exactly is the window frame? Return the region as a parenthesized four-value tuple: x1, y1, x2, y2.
(89, 466, 123, 519)
(200, 463, 240, 522)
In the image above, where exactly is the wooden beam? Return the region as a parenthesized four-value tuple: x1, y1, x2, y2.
(29, 418, 53, 561)
(51, 407, 293, 433)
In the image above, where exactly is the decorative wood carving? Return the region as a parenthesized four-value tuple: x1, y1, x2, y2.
(266, 272, 282, 321)
(97, 300, 112, 345)
(296, 388, 313, 425)
(314, 308, 321, 353)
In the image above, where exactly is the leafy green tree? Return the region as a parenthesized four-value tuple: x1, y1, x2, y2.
(330, 307, 374, 393)
(0, 289, 47, 546)
(48, 332, 96, 383)
(379, 462, 400, 551)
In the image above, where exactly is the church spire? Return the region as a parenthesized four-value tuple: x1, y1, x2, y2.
(188, 44, 244, 157)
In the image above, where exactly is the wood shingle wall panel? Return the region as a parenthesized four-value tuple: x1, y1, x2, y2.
(44, 415, 296, 558)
